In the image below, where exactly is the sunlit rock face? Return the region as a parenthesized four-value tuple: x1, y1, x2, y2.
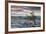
(11, 6, 41, 28)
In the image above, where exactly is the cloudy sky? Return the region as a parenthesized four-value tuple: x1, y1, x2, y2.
(11, 6, 41, 16)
